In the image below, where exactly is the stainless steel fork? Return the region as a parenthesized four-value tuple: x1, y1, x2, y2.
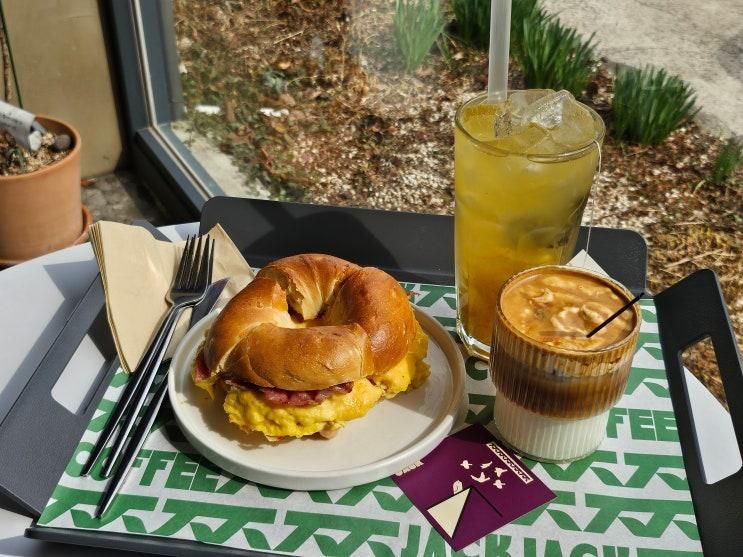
(83, 234, 214, 478)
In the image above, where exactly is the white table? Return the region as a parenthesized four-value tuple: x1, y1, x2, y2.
(0, 223, 739, 557)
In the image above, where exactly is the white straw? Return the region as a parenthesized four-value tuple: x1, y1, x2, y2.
(487, 0, 512, 103)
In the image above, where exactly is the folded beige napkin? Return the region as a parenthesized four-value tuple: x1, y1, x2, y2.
(89, 221, 254, 373)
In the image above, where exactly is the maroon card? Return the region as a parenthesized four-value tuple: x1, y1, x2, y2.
(393, 424, 555, 550)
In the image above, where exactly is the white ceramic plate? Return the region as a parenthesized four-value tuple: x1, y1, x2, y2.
(168, 307, 465, 491)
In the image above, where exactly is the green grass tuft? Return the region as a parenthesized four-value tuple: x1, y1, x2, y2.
(612, 66, 698, 145)
(451, 0, 489, 49)
(393, 0, 445, 72)
(510, 0, 548, 52)
(512, 15, 597, 96)
(712, 137, 742, 186)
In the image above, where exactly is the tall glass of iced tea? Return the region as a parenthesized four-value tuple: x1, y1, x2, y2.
(455, 89, 605, 359)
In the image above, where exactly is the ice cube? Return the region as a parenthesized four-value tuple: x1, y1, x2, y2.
(490, 124, 548, 153)
(494, 110, 513, 137)
(493, 90, 548, 138)
(496, 89, 544, 135)
(488, 90, 593, 150)
(497, 90, 549, 136)
(522, 90, 574, 130)
(508, 90, 549, 123)
(548, 99, 597, 150)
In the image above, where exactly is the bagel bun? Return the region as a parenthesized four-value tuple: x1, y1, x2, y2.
(192, 253, 430, 440)
(202, 253, 416, 391)
(224, 321, 375, 390)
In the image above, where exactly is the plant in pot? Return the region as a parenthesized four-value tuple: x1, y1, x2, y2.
(0, 101, 91, 265)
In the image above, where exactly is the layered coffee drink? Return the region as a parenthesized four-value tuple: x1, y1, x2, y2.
(490, 266, 640, 461)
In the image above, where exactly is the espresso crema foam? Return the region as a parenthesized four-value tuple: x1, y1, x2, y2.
(491, 266, 640, 461)
(500, 269, 636, 350)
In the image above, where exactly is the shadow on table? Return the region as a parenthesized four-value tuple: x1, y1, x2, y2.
(0, 531, 132, 557)
(202, 199, 457, 283)
(245, 208, 402, 272)
(0, 534, 38, 557)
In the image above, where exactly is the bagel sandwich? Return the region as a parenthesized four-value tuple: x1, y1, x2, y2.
(192, 254, 430, 440)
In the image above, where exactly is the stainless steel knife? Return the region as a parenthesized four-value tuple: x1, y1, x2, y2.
(189, 277, 229, 328)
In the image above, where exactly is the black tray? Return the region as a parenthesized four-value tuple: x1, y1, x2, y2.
(196, 197, 647, 292)
(21, 197, 742, 557)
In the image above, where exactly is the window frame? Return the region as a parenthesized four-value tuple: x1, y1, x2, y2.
(103, 0, 225, 221)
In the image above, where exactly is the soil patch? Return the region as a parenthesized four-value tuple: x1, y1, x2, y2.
(0, 132, 70, 175)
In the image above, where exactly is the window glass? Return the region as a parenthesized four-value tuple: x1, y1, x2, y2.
(172, 0, 457, 213)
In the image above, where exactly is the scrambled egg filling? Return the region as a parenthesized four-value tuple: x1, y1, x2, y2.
(195, 373, 218, 399)
(224, 378, 383, 438)
(209, 320, 430, 439)
(370, 321, 430, 397)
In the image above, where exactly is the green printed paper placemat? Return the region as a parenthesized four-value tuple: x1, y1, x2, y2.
(36, 284, 702, 557)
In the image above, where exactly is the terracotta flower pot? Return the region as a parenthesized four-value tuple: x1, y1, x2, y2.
(0, 115, 88, 264)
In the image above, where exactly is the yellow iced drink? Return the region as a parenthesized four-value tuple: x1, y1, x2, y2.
(455, 90, 604, 359)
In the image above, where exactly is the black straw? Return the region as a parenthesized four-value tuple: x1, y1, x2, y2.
(586, 291, 644, 338)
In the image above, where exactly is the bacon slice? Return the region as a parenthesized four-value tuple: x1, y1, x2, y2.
(193, 351, 210, 382)
(221, 375, 354, 407)
(259, 382, 354, 406)
(285, 390, 313, 405)
(260, 387, 289, 404)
